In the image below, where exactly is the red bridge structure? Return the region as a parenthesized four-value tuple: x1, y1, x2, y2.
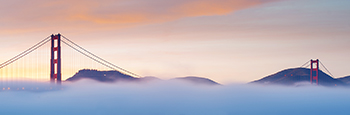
(310, 59, 319, 85)
(50, 34, 62, 85)
(0, 34, 335, 88)
(298, 58, 335, 86)
(0, 33, 141, 87)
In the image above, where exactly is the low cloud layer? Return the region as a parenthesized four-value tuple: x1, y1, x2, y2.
(0, 80, 349, 115)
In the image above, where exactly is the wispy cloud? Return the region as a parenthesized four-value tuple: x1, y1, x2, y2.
(0, 0, 277, 33)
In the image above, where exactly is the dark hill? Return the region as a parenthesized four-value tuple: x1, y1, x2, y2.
(337, 75, 350, 84)
(138, 76, 162, 82)
(173, 76, 221, 85)
(251, 68, 345, 86)
(66, 69, 220, 85)
(66, 69, 138, 82)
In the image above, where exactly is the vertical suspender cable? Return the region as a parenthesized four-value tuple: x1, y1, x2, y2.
(62, 36, 141, 78)
(319, 61, 334, 77)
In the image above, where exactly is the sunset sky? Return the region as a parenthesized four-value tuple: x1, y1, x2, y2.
(0, 0, 349, 84)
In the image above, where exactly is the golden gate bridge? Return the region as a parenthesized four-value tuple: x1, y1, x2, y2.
(0, 33, 141, 90)
(0, 33, 335, 90)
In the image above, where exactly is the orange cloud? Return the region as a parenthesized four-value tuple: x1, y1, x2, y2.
(172, 0, 261, 16)
(66, 0, 276, 24)
(0, 0, 278, 34)
(69, 13, 147, 24)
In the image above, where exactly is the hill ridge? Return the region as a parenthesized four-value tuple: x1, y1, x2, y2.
(65, 69, 220, 85)
(251, 67, 345, 86)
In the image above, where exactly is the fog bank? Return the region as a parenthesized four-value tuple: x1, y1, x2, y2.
(0, 80, 349, 115)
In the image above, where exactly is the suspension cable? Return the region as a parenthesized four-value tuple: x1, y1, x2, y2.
(304, 63, 310, 69)
(0, 37, 51, 69)
(0, 36, 50, 67)
(61, 35, 141, 78)
(61, 39, 114, 70)
(300, 60, 309, 68)
(61, 39, 137, 77)
(319, 61, 334, 77)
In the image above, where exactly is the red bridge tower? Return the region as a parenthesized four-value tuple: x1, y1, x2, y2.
(50, 34, 61, 85)
(310, 59, 319, 85)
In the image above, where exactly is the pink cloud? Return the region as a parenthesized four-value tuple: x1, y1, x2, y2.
(0, 0, 278, 34)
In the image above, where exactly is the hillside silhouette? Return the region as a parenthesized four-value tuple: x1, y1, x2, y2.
(172, 76, 220, 85)
(251, 68, 346, 86)
(66, 69, 137, 82)
(66, 69, 220, 85)
(337, 75, 350, 84)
